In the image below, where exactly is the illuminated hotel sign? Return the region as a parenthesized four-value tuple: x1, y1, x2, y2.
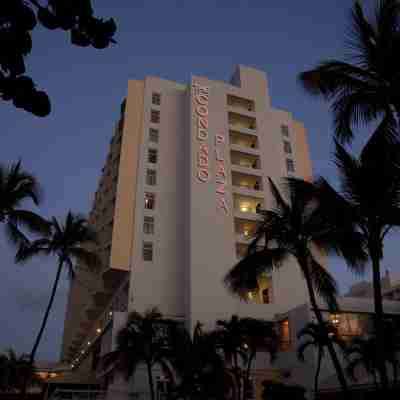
(192, 82, 228, 214)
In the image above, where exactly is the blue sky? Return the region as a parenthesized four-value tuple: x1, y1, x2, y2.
(0, 0, 394, 361)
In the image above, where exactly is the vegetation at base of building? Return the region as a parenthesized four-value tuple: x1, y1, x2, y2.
(103, 309, 279, 400)
(0, 0, 116, 117)
(0, 349, 41, 393)
(297, 322, 346, 399)
(262, 380, 307, 400)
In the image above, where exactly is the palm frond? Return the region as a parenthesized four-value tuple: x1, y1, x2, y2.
(4, 222, 29, 248)
(224, 248, 287, 298)
(297, 340, 315, 362)
(68, 247, 101, 272)
(8, 210, 50, 236)
(309, 257, 339, 312)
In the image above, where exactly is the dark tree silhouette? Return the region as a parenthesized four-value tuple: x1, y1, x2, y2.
(300, 0, 400, 143)
(102, 308, 179, 400)
(168, 322, 228, 400)
(297, 322, 346, 398)
(0, 0, 116, 117)
(15, 211, 100, 399)
(0, 160, 49, 247)
(314, 122, 400, 391)
(224, 177, 368, 395)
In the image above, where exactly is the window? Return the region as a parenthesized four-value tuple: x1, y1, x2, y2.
(151, 110, 160, 123)
(152, 93, 161, 105)
(143, 216, 154, 234)
(281, 124, 289, 137)
(149, 128, 159, 143)
(143, 242, 153, 261)
(148, 148, 158, 164)
(279, 319, 291, 351)
(146, 169, 157, 186)
(283, 140, 292, 154)
(286, 158, 295, 173)
(144, 192, 155, 210)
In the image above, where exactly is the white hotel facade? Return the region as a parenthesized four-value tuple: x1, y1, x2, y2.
(60, 66, 400, 399)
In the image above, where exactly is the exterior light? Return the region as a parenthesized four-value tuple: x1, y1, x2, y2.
(109, 311, 113, 317)
(87, 341, 91, 346)
(96, 328, 101, 334)
(243, 343, 249, 349)
(247, 292, 253, 300)
(240, 203, 249, 212)
(71, 364, 74, 368)
(244, 229, 249, 237)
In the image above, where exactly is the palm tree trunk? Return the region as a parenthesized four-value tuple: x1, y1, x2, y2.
(146, 362, 156, 400)
(21, 259, 64, 399)
(314, 348, 323, 400)
(243, 353, 254, 400)
(370, 249, 389, 392)
(30, 259, 64, 363)
(233, 353, 241, 400)
(301, 261, 349, 394)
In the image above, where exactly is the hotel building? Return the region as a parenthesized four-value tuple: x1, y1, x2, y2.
(60, 65, 326, 397)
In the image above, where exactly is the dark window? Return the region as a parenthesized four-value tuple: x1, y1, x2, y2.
(144, 192, 155, 210)
(151, 110, 160, 123)
(152, 93, 161, 105)
(146, 169, 157, 186)
(149, 128, 159, 143)
(286, 158, 295, 173)
(143, 242, 153, 261)
(148, 149, 158, 164)
(283, 140, 292, 154)
(281, 124, 289, 137)
(143, 216, 154, 234)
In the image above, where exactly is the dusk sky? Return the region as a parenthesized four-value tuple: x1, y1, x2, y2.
(0, 0, 395, 362)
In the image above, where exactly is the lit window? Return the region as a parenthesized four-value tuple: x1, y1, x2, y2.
(144, 193, 155, 210)
(143, 242, 153, 261)
(148, 149, 158, 164)
(149, 128, 159, 143)
(146, 169, 157, 186)
(286, 158, 295, 173)
(143, 216, 154, 234)
(281, 124, 289, 137)
(283, 140, 292, 154)
(152, 93, 161, 106)
(151, 110, 160, 123)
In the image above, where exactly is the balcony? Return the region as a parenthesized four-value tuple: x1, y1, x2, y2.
(229, 131, 259, 156)
(230, 150, 261, 176)
(228, 112, 257, 135)
(231, 171, 263, 196)
(227, 95, 255, 116)
(235, 218, 257, 242)
(233, 194, 264, 218)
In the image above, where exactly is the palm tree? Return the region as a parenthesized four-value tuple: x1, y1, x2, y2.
(345, 336, 379, 387)
(15, 212, 100, 368)
(314, 124, 400, 390)
(240, 318, 278, 400)
(299, 0, 400, 143)
(169, 322, 227, 400)
(102, 308, 178, 400)
(0, 349, 39, 393)
(224, 177, 367, 393)
(297, 322, 346, 398)
(215, 315, 248, 400)
(0, 161, 49, 247)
